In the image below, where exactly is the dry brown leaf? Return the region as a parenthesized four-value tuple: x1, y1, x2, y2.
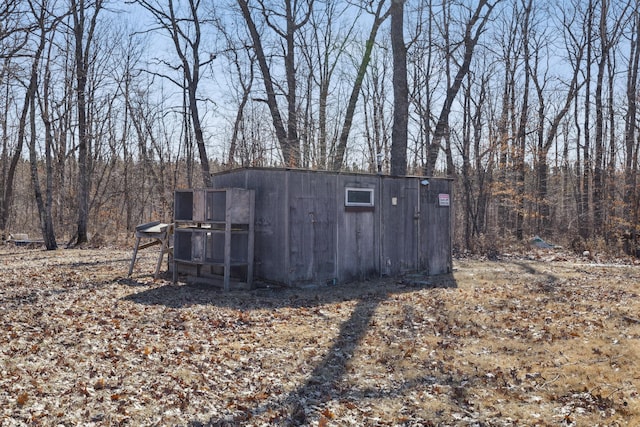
(16, 393, 28, 407)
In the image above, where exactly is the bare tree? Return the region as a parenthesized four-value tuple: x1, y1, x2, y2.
(331, 0, 391, 171)
(213, 12, 256, 167)
(0, 73, 27, 235)
(236, 0, 314, 167)
(226, 50, 254, 167)
(491, 0, 523, 235)
(423, 0, 499, 176)
(623, 6, 640, 254)
(362, 50, 391, 174)
(69, 0, 103, 245)
(458, 67, 495, 248)
(136, 0, 215, 187)
(27, 0, 60, 250)
(592, 0, 631, 235)
(579, 0, 595, 240)
(113, 35, 139, 230)
(299, 0, 359, 169)
(0, 1, 31, 60)
(513, 0, 531, 241)
(0, 2, 31, 235)
(530, 4, 585, 236)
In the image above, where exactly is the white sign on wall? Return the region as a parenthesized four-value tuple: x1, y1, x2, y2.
(438, 193, 450, 207)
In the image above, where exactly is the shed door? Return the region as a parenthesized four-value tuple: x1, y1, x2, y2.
(341, 209, 376, 281)
(289, 196, 336, 284)
(419, 184, 452, 275)
(403, 187, 420, 271)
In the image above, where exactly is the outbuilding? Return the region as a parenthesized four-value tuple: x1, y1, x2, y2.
(206, 167, 452, 287)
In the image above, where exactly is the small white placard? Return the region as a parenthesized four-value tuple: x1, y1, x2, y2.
(438, 193, 450, 207)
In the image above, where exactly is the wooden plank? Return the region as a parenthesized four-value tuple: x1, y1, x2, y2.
(138, 240, 161, 250)
(227, 188, 252, 224)
(247, 189, 255, 289)
(224, 190, 232, 291)
(128, 236, 141, 276)
(154, 224, 173, 278)
(135, 220, 161, 231)
(402, 183, 420, 272)
(193, 189, 205, 222)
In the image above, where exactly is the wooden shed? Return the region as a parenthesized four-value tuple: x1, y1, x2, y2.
(208, 167, 453, 287)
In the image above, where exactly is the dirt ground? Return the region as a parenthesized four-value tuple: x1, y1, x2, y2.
(0, 245, 639, 426)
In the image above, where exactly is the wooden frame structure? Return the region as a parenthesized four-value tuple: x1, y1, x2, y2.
(172, 188, 255, 290)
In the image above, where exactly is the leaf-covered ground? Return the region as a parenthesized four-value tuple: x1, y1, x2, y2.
(1, 246, 639, 426)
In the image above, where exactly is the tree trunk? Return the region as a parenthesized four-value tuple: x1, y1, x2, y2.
(389, 0, 408, 176)
(580, 0, 594, 240)
(39, 23, 58, 250)
(71, 0, 102, 245)
(237, 0, 289, 165)
(30, 91, 57, 250)
(515, 0, 532, 241)
(533, 45, 583, 236)
(73, 0, 88, 245)
(593, 6, 607, 236)
(188, 85, 212, 187)
(624, 10, 640, 254)
(0, 58, 25, 234)
(284, 0, 300, 166)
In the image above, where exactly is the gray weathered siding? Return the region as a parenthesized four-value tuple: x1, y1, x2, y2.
(420, 178, 452, 275)
(287, 171, 338, 285)
(212, 169, 289, 284)
(211, 168, 452, 286)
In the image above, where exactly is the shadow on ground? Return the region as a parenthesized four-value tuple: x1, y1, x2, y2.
(123, 274, 456, 426)
(123, 273, 457, 310)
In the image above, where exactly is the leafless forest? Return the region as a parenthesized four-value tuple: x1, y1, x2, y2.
(1, 0, 640, 255)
